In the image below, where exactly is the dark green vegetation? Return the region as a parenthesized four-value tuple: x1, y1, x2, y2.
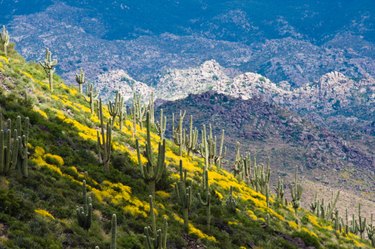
(0, 34, 374, 249)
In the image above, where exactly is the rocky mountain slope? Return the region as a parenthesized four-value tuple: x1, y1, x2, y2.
(4, 1, 375, 86)
(0, 41, 374, 249)
(156, 92, 374, 198)
(95, 59, 374, 138)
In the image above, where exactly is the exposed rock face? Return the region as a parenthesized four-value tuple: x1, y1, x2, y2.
(153, 60, 374, 137)
(94, 69, 154, 102)
(155, 60, 374, 111)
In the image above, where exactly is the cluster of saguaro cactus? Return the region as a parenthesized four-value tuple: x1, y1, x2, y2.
(175, 160, 192, 232)
(198, 168, 211, 230)
(75, 68, 86, 94)
(310, 191, 340, 220)
(108, 92, 124, 127)
(39, 48, 58, 92)
(339, 204, 372, 242)
(1, 25, 10, 57)
(232, 144, 252, 183)
(132, 93, 147, 129)
(226, 186, 237, 213)
(184, 116, 199, 156)
(0, 115, 29, 177)
(136, 112, 166, 198)
(250, 160, 270, 196)
(144, 195, 168, 249)
(172, 110, 186, 156)
(290, 169, 303, 215)
(155, 109, 167, 141)
(201, 124, 225, 168)
(86, 83, 99, 114)
(76, 180, 92, 230)
(97, 99, 112, 171)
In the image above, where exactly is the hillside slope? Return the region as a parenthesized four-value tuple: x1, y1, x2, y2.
(156, 92, 374, 198)
(0, 47, 374, 248)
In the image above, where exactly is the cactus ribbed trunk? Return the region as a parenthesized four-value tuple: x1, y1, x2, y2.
(183, 208, 189, 233)
(148, 181, 155, 200)
(49, 71, 53, 92)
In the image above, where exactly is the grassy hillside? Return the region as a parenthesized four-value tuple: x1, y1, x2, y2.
(0, 45, 374, 249)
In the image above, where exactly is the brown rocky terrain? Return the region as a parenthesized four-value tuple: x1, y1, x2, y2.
(157, 91, 375, 202)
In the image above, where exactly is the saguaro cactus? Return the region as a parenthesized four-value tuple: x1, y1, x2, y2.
(111, 214, 117, 249)
(185, 115, 199, 156)
(39, 48, 58, 92)
(175, 160, 192, 233)
(198, 168, 211, 230)
(172, 110, 186, 156)
(108, 92, 123, 127)
(136, 112, 166, 198)
(75, 68, 86, 94)
(250, 158, 271, 195)
(76, 180, 92, 230)
(356, 204, 366, 239)
(367, 214, 375, 246)
(144, 195, 168, 249)
(206, 124, 225, 168)
(132, 93, 147, 128)
(232, 142, 242, 177)
(290, 169, 303, 215)
(16, 116, 29, 177)
(0, 120, 19, 175)
(0, 25, 10, 57)
(97, 99, 112, 171)
(275, 176, 285, 206)
(155, 109, 167, 141)
(148, 92, 155, 125)
(226, 186, 237, 213)
(87, 83, 99, 114)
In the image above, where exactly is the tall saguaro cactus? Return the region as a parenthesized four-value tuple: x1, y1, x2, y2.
(172, 110, 186, 156)
(275, 177, 285, 206)
(111, 214, 117, 249)
(39, 48, 58, 92)
(75, 68, 86, 94)
(132, 93, 147, 128)
(136, 112, 166, 198)
(16, 116, 29, 177)
(87, 83, 99, 114)
(185, 115, 199, 156)
(0, 119, 19, 175)
(155, 109, 167, 141)
(0, 26, 10, 57)
(76, 180, 92, 230)
(367, 214, 375, 247)
(175, 160, 192, 233)
(198, 168, 211, 230)
(108, 92, 123, 127)
(0, 116, 29, 177)
(356, 204, 366, 239)
(226, 186, 237, 213)
(144, 195, 168, 249)
(97, 99, 112, 171)
(290, 169, 303, 215)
